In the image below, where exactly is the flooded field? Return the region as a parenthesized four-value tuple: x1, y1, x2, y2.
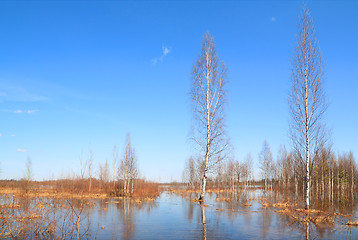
(1, 188, 358, 239)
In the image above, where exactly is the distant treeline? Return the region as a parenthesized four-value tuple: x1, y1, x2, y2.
(183, 144, 356, 206)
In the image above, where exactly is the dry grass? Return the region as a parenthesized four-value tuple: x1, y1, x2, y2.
(0, 178, 160, 201)
(274, 208, 291, 214)
(272, 201, 297, 208)
(0, 179, 160, 239)
(311, 214, 334, 224)
(262, 203, 270, 208)
(273, 205, 335, 225)
(0, 187, 109, 199)
(295, 208, 321, 214)
(207, 189, 235, 193)
(0, 204, 20, 209)
(346, 220, 358, 226)
(334, 212, 353, 217)
(215, 197, 231, 202)
(104, 200, 122, 204)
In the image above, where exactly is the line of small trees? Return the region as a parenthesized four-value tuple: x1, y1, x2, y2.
(183, 139, 356, 205)
(52, 133, 139, 196)
(8, 133, 159, 198)
(182, 154, 252, 191)
(260, 142, 356, 206)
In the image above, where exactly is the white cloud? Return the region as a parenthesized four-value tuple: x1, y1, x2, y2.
(26, 110, 37, 114)
(14, 109, 38, 114)
(152, 45, 171, 66)
(0, 133, 2, 137)
(270, 17, 276, 22)
(152, 58, 158, 66)
(163, 46, 170, 56)
(16, 149, 27, 152)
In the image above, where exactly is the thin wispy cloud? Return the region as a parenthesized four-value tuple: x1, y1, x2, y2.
(0, 133, 2, 137)
(16, 149, 27, 152)
(27, 110, 37, 114)
(0, 85, 48, 103)
(14, 109, 38, 114)
(10, 134, 15, 137)
(152, 45, 171, 66)
(163, 46, 170, 56)
(270, 17, 276, 22)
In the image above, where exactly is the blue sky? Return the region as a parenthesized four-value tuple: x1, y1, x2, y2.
(0, 1, 357, 182)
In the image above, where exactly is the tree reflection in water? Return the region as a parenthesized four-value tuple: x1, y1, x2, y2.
(200, 203, 207, 240)
(306, 221, 310, 240)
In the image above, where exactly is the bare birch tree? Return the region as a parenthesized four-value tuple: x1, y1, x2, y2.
(242, 153, 253, 189)
(22, 156, 33, 193)
(349, 152, 355, 198)
(191, 32, 229, 201)
(183, 157, 197, 189)
(289, 4, 326, 210)
(119, 133, 138, 196)
(87, 150, 93, 193)
(112, 145, 117, 188)
(79, 154, 87, 180)
(25, 156, 33, 183)
(259, 141, 272, 193)
(98, 159, 109, 190)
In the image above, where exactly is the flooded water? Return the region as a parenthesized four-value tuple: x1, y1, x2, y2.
(83, 190, 358, 240)
(1, 189, 358, 239)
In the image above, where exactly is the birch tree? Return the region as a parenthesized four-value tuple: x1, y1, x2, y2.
(119, 133, 138, 196)
(88, 150, 93, 193)
(98, 159, 109, 190)
(25, 156, 33, 184)
(289, 4, 326, 210)
(259, 141, 272, 193)
(22, 156, 33, 193)
(183, 157, 197, 189)
(242, 154, 253, 189)
(113, 145, 117, 188)
(190, 32, 229, 201)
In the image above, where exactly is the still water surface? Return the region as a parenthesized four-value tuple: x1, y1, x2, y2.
(85, 189, 358, 239)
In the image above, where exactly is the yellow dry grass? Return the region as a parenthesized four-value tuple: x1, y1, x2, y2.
(0, 204, 20, 209)
(311, 215, 334, 224)
(295, 208, 321, 214)
(262, 203, 270, 208)
(143, 197, 155, 202)
(0, 187, 112, 199)
(274, 206, 335, 225)
(335, 212, 353, 217)
(274, 208, 291, 214)
(215, 197, 231, 202)
(104, 200, 122, 204)
(346, 220, 358, 226)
